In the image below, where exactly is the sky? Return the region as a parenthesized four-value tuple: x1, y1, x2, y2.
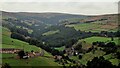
(0, 0, 119, 2)
(0, 0, 119, 15)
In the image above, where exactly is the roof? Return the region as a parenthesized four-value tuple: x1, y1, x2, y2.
(0, 48, 22, 51)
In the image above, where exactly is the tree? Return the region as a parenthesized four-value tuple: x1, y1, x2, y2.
(11, 32, 26, 41)
(78, 55, 82, 59)
(111, 37, 114, 41)
(74, 42, 82, 51)
(1, 63, 11, 68)
(87, 57, 117, 68)
(92, 42, 97, 45)
(106, 42, 116, 47)
(18, 50, 25, 59)
(51, 49, 60, 56)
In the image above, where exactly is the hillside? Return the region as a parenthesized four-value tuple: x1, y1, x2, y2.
(2, 11, 88, 25)
(1, 11, 120, 68)
(1, 27, 61, 67)
(2, 11, 119, 47)
(79, 36, 119, 45)
(64, 14, 118, 32)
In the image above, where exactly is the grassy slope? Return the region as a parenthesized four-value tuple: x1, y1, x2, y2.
(1, 27, 61, 66)
(80, 36, 119, 45)
(79, 36, 119, 66)
(104, 54, 120, 66)
(69, 36, 119, 66)
(65, 23, 117, 32)
(70, 50, 105, 66)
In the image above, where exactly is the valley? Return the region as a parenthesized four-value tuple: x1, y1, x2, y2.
(1, 11, 120, 68)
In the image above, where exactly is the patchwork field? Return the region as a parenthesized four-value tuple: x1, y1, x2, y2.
(69, 36, 120, 66)
(70, 50, 106, 66)
(104, 54, 120, 66)
(65, 22, 118, 32)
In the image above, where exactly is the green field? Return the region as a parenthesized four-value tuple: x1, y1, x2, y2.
(2, 57, 61, 66)
(79, 50, 105, 65)
(1, 27, 61, 66)
(65, 23, 117, 32)
(70, 50, 105, 66)
(16, 26, 33, 34)
(1, 53, 61, 66)
(80, 36, 119, 45)
(55, 46, 65, 51)
(42, 30, 59, 36)
(2, 35, 41, 52)
(104, 54, 120, 66)
(70, 49, 120, 66)
(69, 36, 120, 66)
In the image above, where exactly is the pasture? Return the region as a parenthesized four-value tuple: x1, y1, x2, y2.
(55, 46, 65, 51)
(2, 56, 61, 66)
(65, 23, 117, 32)
(70, 50, 105, 66)
(1, 27, 61, 66)
(42, 30, 59, 36)
(80, 36, 119, 45)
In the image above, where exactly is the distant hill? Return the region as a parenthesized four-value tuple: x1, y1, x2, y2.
(2, 11, 88, 25)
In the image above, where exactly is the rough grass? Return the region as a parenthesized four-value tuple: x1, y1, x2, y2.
(65, 23, 117, 32)
(2, 27, 11, 37)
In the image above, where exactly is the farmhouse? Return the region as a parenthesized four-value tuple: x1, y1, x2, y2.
(0, 48, 22, 54)
(28, 52, 41, 58)
(54, 55, 62, 61)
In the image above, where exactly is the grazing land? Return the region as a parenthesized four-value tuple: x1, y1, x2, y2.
(66, 22, 118, 32)
(1, 27, 61, 66)
(80, 36, 119, 45)
(42, 30, 60, 36)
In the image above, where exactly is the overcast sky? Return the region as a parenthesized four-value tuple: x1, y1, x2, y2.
(0, 0, 119, 15)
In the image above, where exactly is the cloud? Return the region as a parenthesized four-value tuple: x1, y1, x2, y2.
(0, 2, 118, 15)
